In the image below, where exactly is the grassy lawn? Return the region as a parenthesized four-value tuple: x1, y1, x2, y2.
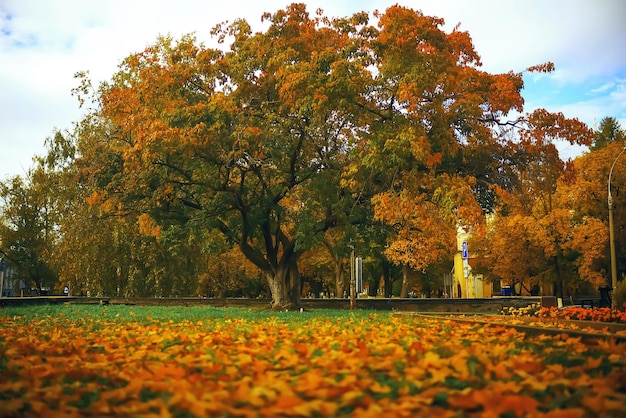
(1, 304, 625, 417)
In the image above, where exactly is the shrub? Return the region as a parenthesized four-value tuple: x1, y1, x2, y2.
(501, 303, 540, 316)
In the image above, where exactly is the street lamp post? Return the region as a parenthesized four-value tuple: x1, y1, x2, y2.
(349, 243, 356, 310)
(0, 257, 4, 298)
(608, 146, 626, 309)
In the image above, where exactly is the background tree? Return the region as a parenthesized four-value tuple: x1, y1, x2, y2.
(473, 110, 595, 299)
(33, 98, 213, 298)
(0, 134, 68, 294)
(198, 241, 261, 298)
(354, 6, 544, 295)
(591, 116, 625, 151)
(561, 136, 626, 287)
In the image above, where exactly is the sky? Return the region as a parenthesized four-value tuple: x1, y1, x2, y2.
(1, 0, 625, 179)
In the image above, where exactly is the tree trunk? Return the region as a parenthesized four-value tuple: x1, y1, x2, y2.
(553, 255, 564, 302)
(238, 225, 303, 309)
(382, 259, 393, 298)
(264, 256, 302, 310)
(400, 264, 409, 298)
(266, 268, 290, 309)
(367, 277, 378, 297)
(287, 256, 301, 307)
(335, 258, 346, 298)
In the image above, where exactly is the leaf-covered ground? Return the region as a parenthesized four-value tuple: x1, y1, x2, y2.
(1, 305, 625, 417)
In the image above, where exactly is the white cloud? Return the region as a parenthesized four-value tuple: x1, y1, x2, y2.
(591, 81, 616, 95)
(562, 79, 626, 124)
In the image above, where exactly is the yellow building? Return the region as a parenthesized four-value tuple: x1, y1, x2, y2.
(453, 227, 493, 298)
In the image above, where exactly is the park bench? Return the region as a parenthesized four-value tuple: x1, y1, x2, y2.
(572, 287, 612, 308)
(576, 297, 600, 308)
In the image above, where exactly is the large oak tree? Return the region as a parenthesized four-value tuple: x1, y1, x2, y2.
(81, 5, 375, 308)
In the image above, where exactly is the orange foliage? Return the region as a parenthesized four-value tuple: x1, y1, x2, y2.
(84, 190, 101, 206)
(373, 190, 456, 271)
(373, 172, 483, 271)
(520, 109, 594, 148)
(526, 62, 555, 73)
(137, 213, 161, 238)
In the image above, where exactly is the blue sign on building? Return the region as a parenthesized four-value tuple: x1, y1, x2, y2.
(462, 241, 468, 259)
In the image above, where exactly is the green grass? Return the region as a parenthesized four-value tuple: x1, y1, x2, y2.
(0, 303, 372, 325)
